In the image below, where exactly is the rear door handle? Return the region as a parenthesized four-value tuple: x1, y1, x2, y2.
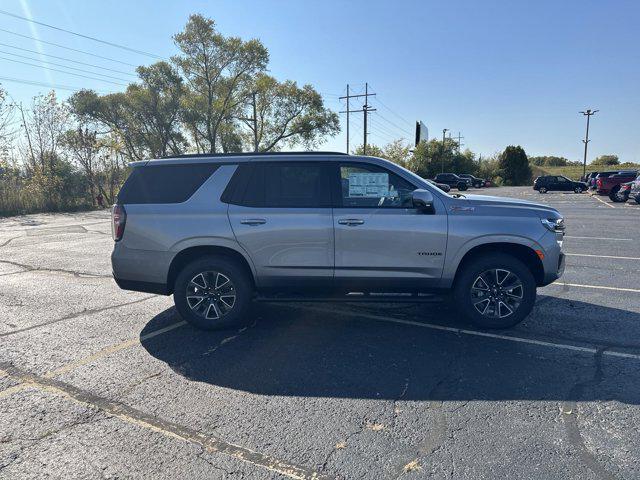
(240, 218, 266, 226)
(338, 218, 365, 226)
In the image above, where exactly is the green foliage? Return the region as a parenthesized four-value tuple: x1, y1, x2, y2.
(403, 139, 477, 179)
(529, 155, 578, 167)
(591, 154, 619, 166)
(498, 145, 532, 186)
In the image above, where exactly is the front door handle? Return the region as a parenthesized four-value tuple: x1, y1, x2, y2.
(338, 218, 365, 226)
(240, 218, 267, 226)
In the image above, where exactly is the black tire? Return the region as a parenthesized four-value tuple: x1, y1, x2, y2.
(457, 183, 468, 191)
(453, 253, 536, 329)
(636, 196, 640, 205)
(173, 255, 253, 330)
(574, 186, 583, 193)
(609, 186, 621, 202)
(539, 187, 547, 194)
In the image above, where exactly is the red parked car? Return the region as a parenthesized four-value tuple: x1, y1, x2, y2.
(596, 171, 638, 199)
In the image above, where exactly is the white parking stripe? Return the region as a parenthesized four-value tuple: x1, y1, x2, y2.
(566, 253, 640, 261)
(297, 306, 640, 360)
(550, 282, 640, 293)
(564, 235, 632, 241)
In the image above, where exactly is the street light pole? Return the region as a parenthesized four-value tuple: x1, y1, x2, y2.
(441, 128, 449, 173)
(580, 109, 598, 178)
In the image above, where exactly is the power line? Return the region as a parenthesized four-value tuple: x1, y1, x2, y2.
(368, 117, 404, 140)
(0, 55, 128, 86)
(372, 95, 412, 125)
(0, 75, 111, 93)
(0, 49, 132, 83)
(0, 28, 139, 67)
(0, 41, 137, 77)
(373, 111, 412, 137)
(0, 9, 163, 59)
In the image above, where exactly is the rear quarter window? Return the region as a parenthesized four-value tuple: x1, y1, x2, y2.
(117, 164, 219, 204)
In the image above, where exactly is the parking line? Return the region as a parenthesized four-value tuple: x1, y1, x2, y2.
(0, 364, 326, 480)
(591, 195, 616, 208)
(296, 306, 640, 361)
(564, 235, 632, 241)
(565, 253, 640, 261)
(552, 282, 640, 293)
(44, 321, 187, 378)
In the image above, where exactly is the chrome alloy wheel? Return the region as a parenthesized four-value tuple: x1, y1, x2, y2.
(186, 271, 236, 320)
(470, 269, 524, 319)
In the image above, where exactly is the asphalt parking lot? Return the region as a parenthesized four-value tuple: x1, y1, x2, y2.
(1, 186, 639, 479)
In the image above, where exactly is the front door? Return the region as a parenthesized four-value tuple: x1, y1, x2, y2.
(331, 162, 448, 291)
(227, 162, 334, 290)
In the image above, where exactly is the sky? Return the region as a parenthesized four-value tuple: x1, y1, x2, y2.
(1, 0, 639, 162)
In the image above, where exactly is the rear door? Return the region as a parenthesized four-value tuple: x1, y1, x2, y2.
(226, 161, 334, 289)
(331, 161, 448, 291)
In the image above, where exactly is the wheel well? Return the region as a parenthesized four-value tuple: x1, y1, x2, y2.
(166, 246, 255, 294)
(454, 243, 544, 286)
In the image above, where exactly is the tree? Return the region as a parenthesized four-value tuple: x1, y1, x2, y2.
(591, 154, 619, 166)
(352, 143, 384, 157)
(0, 86, 15, 160)
(241, 74, 339, 152)
(61, 127, 103, 205)
(69, 61, 186, 160)
(172, 14, 268, 153)
(498, 145, 531, 185)
(382, 139, 412, 167)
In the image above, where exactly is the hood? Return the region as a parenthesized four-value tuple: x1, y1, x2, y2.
(455, 194, 560, 217)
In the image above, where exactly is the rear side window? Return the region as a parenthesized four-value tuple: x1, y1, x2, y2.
(117, 164, 218, 204)
(222, 162, 331, 208)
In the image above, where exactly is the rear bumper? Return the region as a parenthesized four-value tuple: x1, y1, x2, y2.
(113, 276, 169, 295)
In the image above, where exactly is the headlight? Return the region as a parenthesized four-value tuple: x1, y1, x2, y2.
(541, 217, 565, 233)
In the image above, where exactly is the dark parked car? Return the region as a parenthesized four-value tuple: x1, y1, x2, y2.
(612, 182, 633, 202)
(433, 173, 470, 191)
(590, 171, 620, 189)
(426, 178, 451, 193)
(533, 175, 587, 194)
(458, 174, 485, 188)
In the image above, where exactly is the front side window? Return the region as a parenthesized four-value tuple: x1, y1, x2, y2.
(338, 163, 416, 208)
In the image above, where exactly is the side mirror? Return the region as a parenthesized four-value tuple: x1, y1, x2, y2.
(411, 189, 434, 211)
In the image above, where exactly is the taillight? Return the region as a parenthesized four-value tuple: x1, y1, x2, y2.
(111, 204, 126, 241)
(596, 179, 602, 187)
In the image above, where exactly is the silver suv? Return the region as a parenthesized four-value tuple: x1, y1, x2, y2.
(111, 152, 565, 330)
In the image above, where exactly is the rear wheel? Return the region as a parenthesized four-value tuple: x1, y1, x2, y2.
(453, 253, 536, 329)
(609, 186, 621, 202)
(574, 186, 583, 193)
(538, 186, 548, 194)
(174, 255, 253, 330)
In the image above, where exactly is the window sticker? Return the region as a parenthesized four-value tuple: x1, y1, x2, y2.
(348, 172, 389, 198)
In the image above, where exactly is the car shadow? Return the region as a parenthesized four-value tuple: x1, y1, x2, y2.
(140, 297, 640, 404)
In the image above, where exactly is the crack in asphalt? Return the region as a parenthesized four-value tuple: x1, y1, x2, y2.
(0, 295, 158, 338)
(0, 258, 112, 279)
(0, 363, 329, 480)
(561, 348, 619, 480)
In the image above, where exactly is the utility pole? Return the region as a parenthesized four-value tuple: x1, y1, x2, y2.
(441, 128, 449, 173)
(339, 83, 376, 154)
(252, 92, 258, 152)
(455, 132, 464, 151)
(580, 109, 598, 178)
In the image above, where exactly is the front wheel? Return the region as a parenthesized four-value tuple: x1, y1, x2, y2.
(457, 183, 468, 191)
(173, 255, 253, 330)
(574, 186, 583, 193)
(453, 253, 536, 329)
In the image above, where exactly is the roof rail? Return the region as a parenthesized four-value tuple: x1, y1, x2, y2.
(161, 151, 349, 159)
